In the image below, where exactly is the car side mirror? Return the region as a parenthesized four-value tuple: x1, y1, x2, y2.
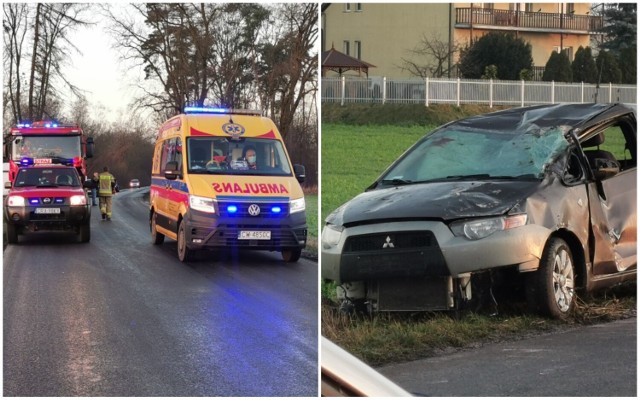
(593, 158, 620, 180)
(164, 161, 181, 180)
(294, 164, 306, 183)
(4, 181, 12, 189)
(86, 137, 94, 158)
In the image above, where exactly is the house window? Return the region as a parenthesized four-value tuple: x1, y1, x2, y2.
(554, 46, 574, 61)
(565, 3, 574, 15)
(483, 3, 494, 9)
(354, 41, 361, 60)
(343, 40, 350, 56)
(525, 3, 534, 12)
(356, 3, 362, 12)
(344, 3, 351, 12)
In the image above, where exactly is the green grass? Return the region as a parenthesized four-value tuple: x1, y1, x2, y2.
(304, 193, 318, 258)
(321, 123, 432, 222)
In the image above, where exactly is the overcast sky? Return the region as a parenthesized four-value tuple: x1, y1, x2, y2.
(63, 5, 143, 122)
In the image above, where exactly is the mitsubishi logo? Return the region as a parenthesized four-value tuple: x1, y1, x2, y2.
(248, 204, 261, 216)
(382, 236, 394, 249)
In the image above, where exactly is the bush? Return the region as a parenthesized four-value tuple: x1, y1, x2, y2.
(572, 46, 598, 83)
(458, 32, 533, 80)
(542, 51, 572, 82)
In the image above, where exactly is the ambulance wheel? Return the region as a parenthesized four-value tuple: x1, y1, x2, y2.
(177, 219, 194, 262)
(151, 212, 164, 245)
(282, 248, 301, 263)
(6, 223, 18, 244)
(78, 222, 90, 243)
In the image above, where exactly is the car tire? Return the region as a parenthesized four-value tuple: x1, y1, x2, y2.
(78, 222, 90, 243)
(6, 223, 18, 244)
(281, 248, 302, 263)
(177, 219, 193, 262)
(151, 212, 165, 245)
(527, 237, 576, 319)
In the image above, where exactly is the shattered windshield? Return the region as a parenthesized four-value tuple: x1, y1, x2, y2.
(381, 126, 570, 184)
(187, 137, 292, 176)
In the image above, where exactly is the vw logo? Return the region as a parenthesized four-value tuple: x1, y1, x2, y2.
(43, 197, 52, 204)
(222, 122, 245, 136)
(248, 204, 261, 216)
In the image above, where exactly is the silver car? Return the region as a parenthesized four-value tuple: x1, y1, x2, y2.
(321, 103, 636, 319)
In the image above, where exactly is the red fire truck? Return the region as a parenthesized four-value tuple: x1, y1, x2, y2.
(3, 121, 94, 192)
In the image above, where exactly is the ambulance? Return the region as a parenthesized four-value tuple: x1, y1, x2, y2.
(150, 107, 307, 262)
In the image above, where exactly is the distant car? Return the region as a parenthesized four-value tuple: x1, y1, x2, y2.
(4, 162, 91, 243)
(322, 103, 636, 319)
(321, 336, 412, 397)
(129, 179, 140, 188)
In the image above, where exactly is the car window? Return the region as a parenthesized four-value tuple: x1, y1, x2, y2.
(381, 126, 569, 183)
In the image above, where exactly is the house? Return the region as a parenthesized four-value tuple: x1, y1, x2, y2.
(321, 3, 602, 79)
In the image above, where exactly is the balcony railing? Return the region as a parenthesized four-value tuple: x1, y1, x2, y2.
(455, 7, 603, 33)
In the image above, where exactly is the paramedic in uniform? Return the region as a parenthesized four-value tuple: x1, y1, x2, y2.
(98, 166, 116, 220)
(242, 146, 258, 170)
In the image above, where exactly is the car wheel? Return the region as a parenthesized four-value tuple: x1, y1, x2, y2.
(177, 219, 193, 262)
(281, 248, 302, 263)
(6, 223, 18, 244)
(527, 237, 576, 319)
(151, 212, 165, 245)
(78, 222, 90, 243)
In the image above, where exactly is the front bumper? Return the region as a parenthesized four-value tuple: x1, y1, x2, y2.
(5, 205, 91, 231)
(321, 220, 550, 283)
(184, 208, 307, 251)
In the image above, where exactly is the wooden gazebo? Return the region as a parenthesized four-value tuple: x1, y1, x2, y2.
(321, 45, 376, 77)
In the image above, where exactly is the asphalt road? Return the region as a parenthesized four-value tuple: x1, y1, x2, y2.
(379, 316, 637, 397)
(3, 188, 318, 396)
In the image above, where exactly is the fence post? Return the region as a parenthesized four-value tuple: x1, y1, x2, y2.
(489, 79, 493, 108)
(425, 77, 429, 107)
(581, 82, 584, 103)
(456, 78, 461, 107)
(551, 81, 555, 104)
(521, 80, 525, 107)
(609, 82, 612, 102)
(383, 76, 387, 105)
(341, 76, 345, 106)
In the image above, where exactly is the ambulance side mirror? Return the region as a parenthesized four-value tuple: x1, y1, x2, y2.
(294, 164, 305, 184)
(164, 161, 181, 180)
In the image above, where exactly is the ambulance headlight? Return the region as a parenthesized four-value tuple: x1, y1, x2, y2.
(70, 195, 87, 206)
(190, 195, 217, 214)
(290, 197, 305, 214)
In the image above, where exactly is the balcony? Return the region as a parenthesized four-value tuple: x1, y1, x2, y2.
(455, 7, 603, 34)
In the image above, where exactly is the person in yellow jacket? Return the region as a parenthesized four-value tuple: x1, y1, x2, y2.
(98, 166, 116, 221)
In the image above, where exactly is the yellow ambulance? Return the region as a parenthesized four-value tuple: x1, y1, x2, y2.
(150, 107, 307, 262)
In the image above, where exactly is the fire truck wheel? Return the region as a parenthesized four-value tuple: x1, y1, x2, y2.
(78, 222, 90, 243)
(6, 223, 18, 244)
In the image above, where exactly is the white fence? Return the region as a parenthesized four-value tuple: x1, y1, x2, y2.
(322, 77, 637, 106)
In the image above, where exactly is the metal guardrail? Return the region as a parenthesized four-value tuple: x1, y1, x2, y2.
(322, 77, 637, 107)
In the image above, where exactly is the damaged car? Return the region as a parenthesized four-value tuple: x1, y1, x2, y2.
(321, 103, 636, 319)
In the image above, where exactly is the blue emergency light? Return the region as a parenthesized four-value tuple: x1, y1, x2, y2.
(226, 205, 238, 214)
(271, 206, 282, 214)
(29, 198, 40, 205)
(184, 107, 230, 114)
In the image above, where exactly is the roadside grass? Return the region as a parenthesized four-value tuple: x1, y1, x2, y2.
(322, 282, 636, 367)
(320, 123, 636, 366)
(303, 189, 318, 258)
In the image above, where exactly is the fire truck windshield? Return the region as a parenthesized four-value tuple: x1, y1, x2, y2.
(13, 135, 81, 160)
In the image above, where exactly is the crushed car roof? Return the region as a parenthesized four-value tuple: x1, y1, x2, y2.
(450, 103, 635, 134)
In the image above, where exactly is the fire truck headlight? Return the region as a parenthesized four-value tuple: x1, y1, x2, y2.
(7, 195, 25, 207)
(70, 195, 87, 206)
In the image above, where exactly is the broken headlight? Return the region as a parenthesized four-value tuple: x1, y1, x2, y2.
(450, 214, 528, 240)
(321, 224, 344, 249)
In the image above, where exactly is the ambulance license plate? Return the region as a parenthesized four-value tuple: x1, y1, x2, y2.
(35, 208, 60, 214)
(238, 231, 271, 240)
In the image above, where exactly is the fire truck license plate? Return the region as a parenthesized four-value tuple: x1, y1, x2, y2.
(35, 208, 60, 214)
(238, 231, 271, 240)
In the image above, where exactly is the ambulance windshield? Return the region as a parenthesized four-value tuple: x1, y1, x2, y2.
(187, 137, 292, 176)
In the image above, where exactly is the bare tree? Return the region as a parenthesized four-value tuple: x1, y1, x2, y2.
(3, 3, 90, 124)
(399, 33, 459, 78)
